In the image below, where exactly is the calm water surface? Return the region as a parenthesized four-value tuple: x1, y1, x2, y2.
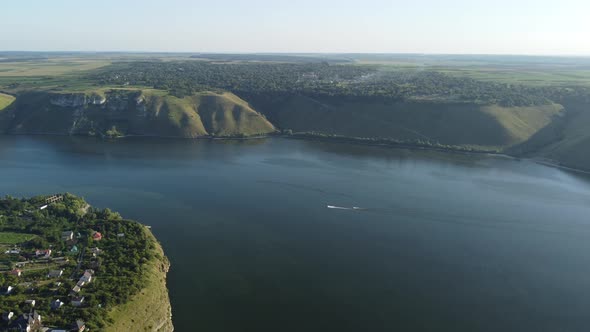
(1, 136, 590, 332)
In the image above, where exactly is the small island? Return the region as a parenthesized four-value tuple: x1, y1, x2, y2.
(0, 194, 173, 331)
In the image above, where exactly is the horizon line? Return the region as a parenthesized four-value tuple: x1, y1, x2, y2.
(1, 50, 590, 58)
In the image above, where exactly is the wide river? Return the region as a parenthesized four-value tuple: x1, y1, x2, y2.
(1, 136, 590, 331)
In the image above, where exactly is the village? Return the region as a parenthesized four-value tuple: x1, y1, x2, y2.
(0, 194, 137, 332)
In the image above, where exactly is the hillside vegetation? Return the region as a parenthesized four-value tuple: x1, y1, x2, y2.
(0, 90, 276, 138)
(248, 94, 563, 150)
(106, 229, 173, 332)
(0, 93, 15, 111)
(508, 99, 590, 170)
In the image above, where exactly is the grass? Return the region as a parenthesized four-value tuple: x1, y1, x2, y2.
(264, 95, 560, 149)
(0, 232, 36, 244)
(0, 93, 15, 111)
(106, 228, 172, 332)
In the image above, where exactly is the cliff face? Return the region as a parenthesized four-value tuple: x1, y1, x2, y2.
(106, 228, 174, 332)
(49, 93, 106, 107)
(0, 90, 276, 138)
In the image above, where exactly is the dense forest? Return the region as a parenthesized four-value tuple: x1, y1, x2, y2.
(90, 61, 584, 107)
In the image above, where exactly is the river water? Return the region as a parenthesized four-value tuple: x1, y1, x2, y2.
(1, 136, 590, 331)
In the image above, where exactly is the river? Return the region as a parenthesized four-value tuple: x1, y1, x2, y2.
(1, 136, 590, 331)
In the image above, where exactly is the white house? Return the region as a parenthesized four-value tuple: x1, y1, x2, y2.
(61, 231, 74, 241)
(47, 269, 63, 278)
(24, 299, 36, 307)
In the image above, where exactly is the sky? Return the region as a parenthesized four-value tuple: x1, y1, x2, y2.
(2, 0, 589, 55)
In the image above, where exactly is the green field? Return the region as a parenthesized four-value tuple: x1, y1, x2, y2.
(439, 67, 590, 87)
(0, 232, 36, 244)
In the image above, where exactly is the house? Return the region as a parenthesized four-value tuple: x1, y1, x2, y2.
(71, 296, 85, 307)
(35, 249, 52, 258)
(24, 299, 35, 307)
(71, 285, 81, 294)
(72, 319, 86, 331)
(80, 270, 93, 283)
(12, 311, 41, 332)
(47, 269, 63, 278)
(4, 286, 13, 295)
(70, 245, 78, 253)
(2, 311, 13, 321)
(9, 269, 22, 277)
(92, 231, 102, 241)
(90, 247, 101, 257)
(61, 231, 74, 241)
(51, 299, 64, 310)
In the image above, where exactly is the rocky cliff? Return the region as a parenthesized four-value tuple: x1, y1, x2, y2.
(0, 89, 276, 138)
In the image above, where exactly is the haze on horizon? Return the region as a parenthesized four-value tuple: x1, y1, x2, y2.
(2, 0, 589, 56)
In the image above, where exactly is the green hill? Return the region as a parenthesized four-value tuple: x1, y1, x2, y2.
(508, 100, 590, 170)
(248, 94, 563, 150)
(0, 90, 276, 138)
(106, 227, 173, 332)
(0, 93, 15, 111)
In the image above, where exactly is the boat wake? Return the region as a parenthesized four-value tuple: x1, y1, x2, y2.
(327, 205, 366, 211)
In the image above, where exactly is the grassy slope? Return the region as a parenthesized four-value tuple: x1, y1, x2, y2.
(195, 92, 276, 136)
(260, 95, 562, 149)
(0, 90, 276, 138)
(106, 227, 173, 332)
(138, 91, 276, 137)
(510, 100, 590, 170)
(0, 93, 15, 111)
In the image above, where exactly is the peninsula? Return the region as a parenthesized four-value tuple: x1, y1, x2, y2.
(0, 194, 173, 331)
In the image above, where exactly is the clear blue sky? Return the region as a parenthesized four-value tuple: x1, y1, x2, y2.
(2, 0, 589, 55)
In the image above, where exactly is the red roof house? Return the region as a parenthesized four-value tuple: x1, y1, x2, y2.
(92, 232, 102, 241)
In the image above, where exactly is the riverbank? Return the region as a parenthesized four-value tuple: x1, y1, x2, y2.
(106, 227, 174, 332)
